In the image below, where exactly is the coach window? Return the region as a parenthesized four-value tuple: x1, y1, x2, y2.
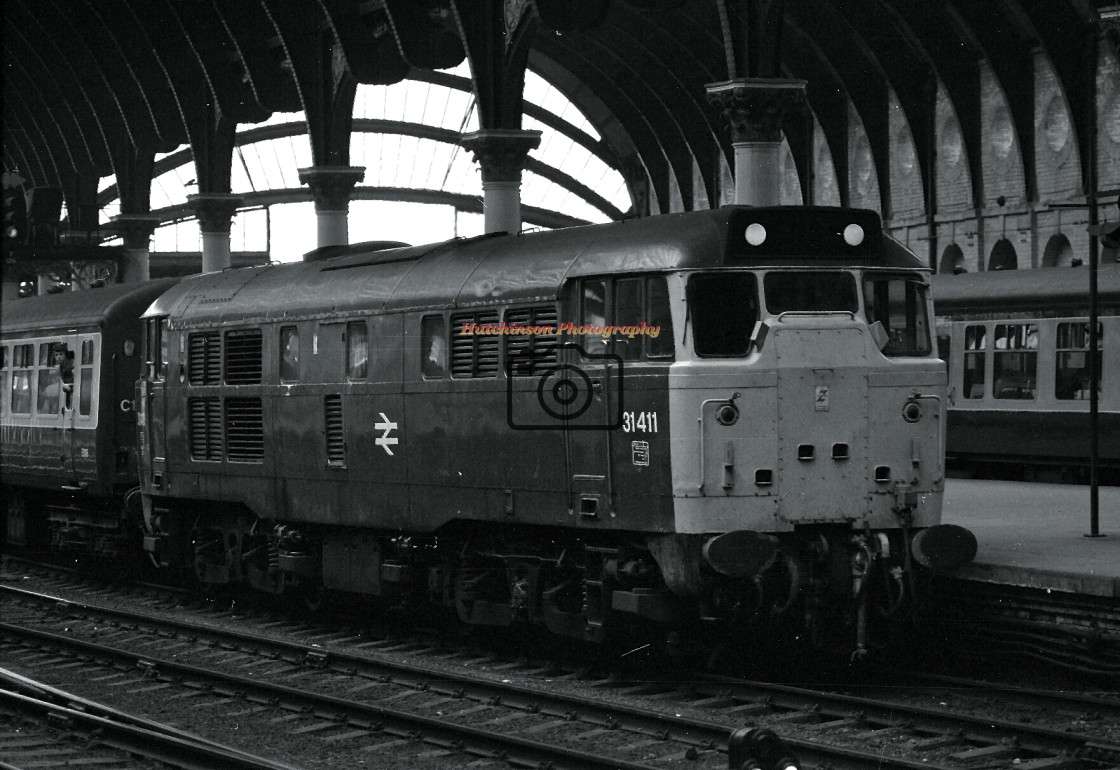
(421, 315, 447, 378)
(280, 326, 300, 383)
(862, 275, 931, 356)
(79, 340, 95, 416)
(963, 326, 987, 399)
(993, 323, 1037, 399)
(36, 343, 62, 415)
(688, 273, 758, 356)
(646, 276, 675, 359)
(1055, 322, 1102, 400)
(10, 344, 33, 414)
(346, 321, 368, 380)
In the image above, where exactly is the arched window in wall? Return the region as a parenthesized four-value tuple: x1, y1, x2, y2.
(988, 238, 1018, 271)
(1041, 233, 1074, 268)
(939, 243, 965, 274)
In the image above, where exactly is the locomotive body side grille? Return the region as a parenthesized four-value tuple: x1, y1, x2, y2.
(224, 397, 264, 462)
(188, 332, 221, 385)
(224, 329, 263, 384)
(505, 305, 559, 377)
(324, 394, 345, 466)
(188, 397, 222, 460)
(450, 311, 500, 378)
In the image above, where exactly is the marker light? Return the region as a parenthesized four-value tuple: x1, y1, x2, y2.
(745, 222, 767, 246)
(843, 223, 865, 246)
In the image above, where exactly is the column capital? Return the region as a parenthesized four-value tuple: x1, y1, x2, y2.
(461, 129, 542, 183)
(298, 166, 365, 212)
(187, 193, 243, 234)
(705, 78, 807, 144)
(108, 213, 162, 249)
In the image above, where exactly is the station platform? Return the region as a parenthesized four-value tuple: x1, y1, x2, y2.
(940, 479, 1120, 599)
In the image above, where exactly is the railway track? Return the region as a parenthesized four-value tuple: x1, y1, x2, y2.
(924, 577, 1120, 679)
(2, 578, 1120, 770)
(0, 668, 296, 770)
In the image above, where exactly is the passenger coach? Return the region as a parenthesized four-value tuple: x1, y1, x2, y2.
(932, 264, 1120, 479)
(1, 280, 177, 551)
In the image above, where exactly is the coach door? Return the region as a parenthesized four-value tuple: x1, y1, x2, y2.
(139, 318, 169, 486)
(564, 279, 624, 520)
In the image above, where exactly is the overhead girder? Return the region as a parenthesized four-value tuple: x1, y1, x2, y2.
(319, 0, 413, 86)
(814, 0, 940, 218)
(383, 0, 464, 72)
(531, 35, 678, 213)
(526, 52, 646, 210)
(598, 3, 726, 208)
(262, 0, 358, 167)
(4, 98, 58, 189)
(75, 0, 163, 150)
(104, 0, 189, 153)
(785, 1, 892, 212)
(875, 0, 984, 211)
(450, 0, 537, 130)
(419, 69, 627, 173)
(534, 3, 725, 211)
(109, 117, 624, 224)
(781, 22, 852, 205)
(212, 2, 302, 115)
(5, 4, 103, 179)
(948, 0, 1038, 201)
(18, 0, 126, 176)
(169, 1, 271, 127)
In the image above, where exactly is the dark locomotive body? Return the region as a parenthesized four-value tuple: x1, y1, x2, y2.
(932, 265, 1120, 481)
(130, 206, 972, 653)
(1, 280, 177, 551)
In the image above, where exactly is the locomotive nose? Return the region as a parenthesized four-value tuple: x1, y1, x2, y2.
(910, 524, 978, 571)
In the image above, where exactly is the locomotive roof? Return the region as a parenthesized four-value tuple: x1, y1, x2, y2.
(931, 262, 1120, 315)
(0, 278, 179, 336)
(144, 206, 926, 327)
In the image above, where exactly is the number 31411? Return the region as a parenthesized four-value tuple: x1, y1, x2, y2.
(622, 410, 658, 433)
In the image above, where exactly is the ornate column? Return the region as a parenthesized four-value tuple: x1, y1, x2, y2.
(298, 166, 365, 248)
(109, 214, 162, 284)
(188, 193, 243, 273)
(706, 79, 806, 206)
(461, 129, 541, 235)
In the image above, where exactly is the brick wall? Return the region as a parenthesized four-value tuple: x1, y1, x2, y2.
(1034, 53, 1082, 200)
(889, 91, 925, 219)
(848, 102, 880, 210)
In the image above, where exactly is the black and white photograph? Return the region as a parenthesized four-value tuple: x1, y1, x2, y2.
(2, 2, 1119, 769)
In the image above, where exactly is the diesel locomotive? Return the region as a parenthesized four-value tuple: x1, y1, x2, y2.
(3, 206, 976, 655)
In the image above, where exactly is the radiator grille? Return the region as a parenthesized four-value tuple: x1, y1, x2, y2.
(188, 397, 222, 460)
(224, 329, 263, 384)
(324, 394, 345, 466)
(450, 311, 500, 378)
(187, 332, 221, 385)
(224, 397, 264, 462)
(505, 306, 559, 377)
